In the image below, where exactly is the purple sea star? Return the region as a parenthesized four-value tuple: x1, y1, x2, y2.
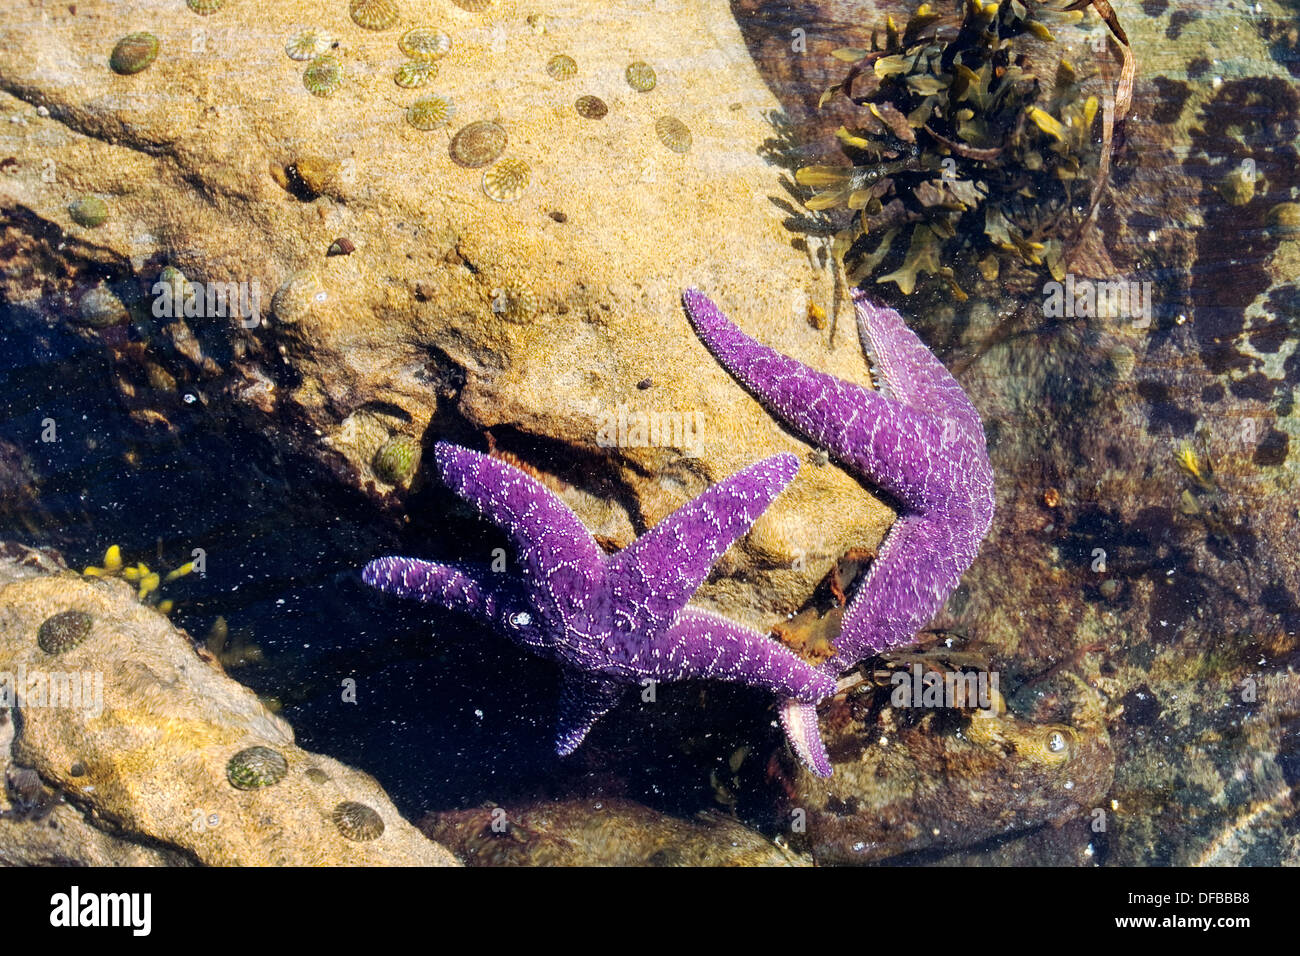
(363, 442, 836, 759)
(682, 288, 995, 776)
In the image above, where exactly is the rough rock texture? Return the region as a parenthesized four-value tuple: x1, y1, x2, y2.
(0, 0, 894, 633)
(420, 796, 808, 865)
(774, 662, 1113, 864)
(0, 542, 456, 865)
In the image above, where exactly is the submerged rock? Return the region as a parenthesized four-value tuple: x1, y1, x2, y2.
(420, 797, 808, 866)
(0, 543, 456, 866)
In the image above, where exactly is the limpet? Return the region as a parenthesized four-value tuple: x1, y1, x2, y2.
(68, 196, 108, 228)
(285, 29, 335, 61)
(186, 0, 226, 13)
(449, 120, 507, 168)
(546, 54, 577, 80)
(110, 33, 159, 75)
(373, 436, 421, 484)
(1267, 202, 1300, 238)
(78, 285, 129, 328)
(271, 271, 327, 325)
(350, 0, 399, 31)
(654, 115, 692, 153)
(399, 27, 452, 61)
(574, 95, 607, 119)
(226, 746, 288, 790)
(303, 55, 342, 97)
(37, 610, 93, 654)
(451, 0, 492, 11)
(406, 95, 456, 131)
(333, 801, 385, 840)
(394, 60, 438, 88)
(625, 61, 656, 92)
(482, 158, 530, 203)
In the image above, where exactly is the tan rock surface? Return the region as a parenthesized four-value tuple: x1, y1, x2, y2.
(0, 0, 895, 630)
(0, 543, 457, 865)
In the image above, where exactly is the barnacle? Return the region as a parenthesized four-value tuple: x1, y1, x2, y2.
(798, 0, 1109, 300)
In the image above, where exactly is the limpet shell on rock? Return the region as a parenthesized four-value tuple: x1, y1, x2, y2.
(78, 285, 129, 328)
(68, 196, 108, 228)
(286, 29, 335, 61)
(574, 95, 608, 119)
(303, 55, 342, 97)
(406, 95, 456, 131)
(483, 158, 530, 202)
(226, 746, 288, 790)
(654, 115, 692, 153)
(625, 61, 656, 91)
(546, 54, 577, 80)
(449, 120, 507, 168)
(399, 27, 452, 61)
(333, 801, 385, 840)
(394, 60, 438, 88)
(350, 0, 399, 31)
(110, 33, 159, 75)
(271, 271, 327, 325)
(37, 610, 93, 654)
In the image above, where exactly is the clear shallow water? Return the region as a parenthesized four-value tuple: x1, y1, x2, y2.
(0, 0, 1298, 866)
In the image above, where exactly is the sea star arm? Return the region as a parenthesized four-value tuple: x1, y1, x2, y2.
(434, 442, 605, 625)
(555, 673, 625, 756)
(779, 699, 832, 777)
(361, 556, 522, 622)
(832, 511, 976, 666)
(852, 290, 984, 437)
(654, 607, 836, 702)
(606, 453, 800, 638)
(682, 290, 946, 511)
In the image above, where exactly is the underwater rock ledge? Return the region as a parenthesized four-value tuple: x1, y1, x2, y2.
(0, 0, 895, 632)
(0, 541, 457, 866)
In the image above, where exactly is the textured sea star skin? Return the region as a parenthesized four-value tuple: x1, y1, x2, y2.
(363, 442, 836, 758)
(682, 288, 995, 776)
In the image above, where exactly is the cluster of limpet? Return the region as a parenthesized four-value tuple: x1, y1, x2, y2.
(450, 120, 507, 168)
(654, 115, 692, 153)
(483, 158, 529, 202)
(186, 0, 226, 14)
(625, 61, 656, 92)
(226, 746, 289, 790)
(406, 95, 455, 131)
(303, 55, 342, 97)
(37, 610, 93, 654)
(110, 33, 159, 75)
(333, 801, 385, 841)
(399, 27, 451, 61)
(394, 60, 437, 88)
(350, 0, 399, 31)
(546, 54, 577, 80)
(285, 28, 335, 61)
(68, 196, 109, 228)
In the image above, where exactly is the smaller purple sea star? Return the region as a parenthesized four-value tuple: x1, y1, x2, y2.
(683, 289, 995, 776)
(363, 442, 836, 759)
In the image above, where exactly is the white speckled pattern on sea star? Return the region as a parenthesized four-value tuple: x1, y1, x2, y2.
(683, 289, 995, 776)
(363, 442, 836, 758)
